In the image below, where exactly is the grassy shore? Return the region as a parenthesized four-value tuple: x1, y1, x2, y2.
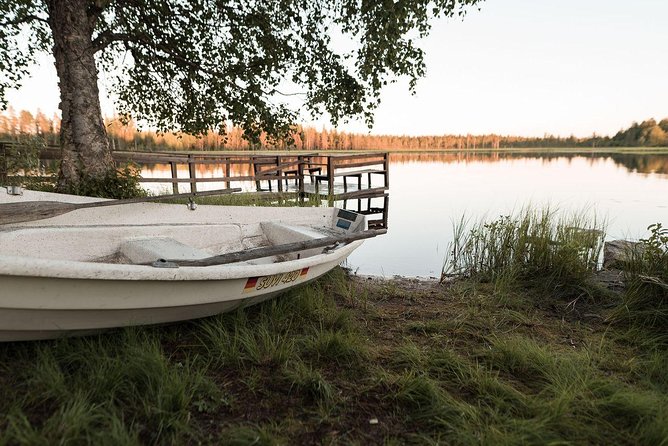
(1, 204, 666, 445)
(0, 266, 666, 444)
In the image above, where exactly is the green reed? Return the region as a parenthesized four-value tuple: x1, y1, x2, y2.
(609, 223, 668, 344)
(443, 208, 605, 295)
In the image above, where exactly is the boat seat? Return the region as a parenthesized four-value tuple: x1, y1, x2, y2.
(120, 237, 211, 264)
(261, 222, 329, 243)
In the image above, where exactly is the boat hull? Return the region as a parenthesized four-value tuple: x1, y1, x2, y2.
(0, 244, 355, 341)
(0, 190, 369, 341)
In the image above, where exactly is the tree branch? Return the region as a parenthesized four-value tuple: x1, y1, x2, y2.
(271, 89, 306, 97)
(0, 14, 48, 27)
(92, 31, 137, 52)
(87, 0, 114, 31)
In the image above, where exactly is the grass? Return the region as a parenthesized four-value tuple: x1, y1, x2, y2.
(165, 190, 325, 208)
(1, 203, 667, 444)
(0, 267, 665, 445)
(608, 223, 668, 344)
(0, 329, 217, 444)
(283, 360, 336, 405)
(443, 207, 606, 297)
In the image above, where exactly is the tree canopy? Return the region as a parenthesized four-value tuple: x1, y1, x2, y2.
(1, 0, 482, 145)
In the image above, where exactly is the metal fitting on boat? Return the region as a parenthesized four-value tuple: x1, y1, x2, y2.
(151, 258, 179, 268)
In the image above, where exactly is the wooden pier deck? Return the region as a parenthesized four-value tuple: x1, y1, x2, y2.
(1, 143, 389, 228)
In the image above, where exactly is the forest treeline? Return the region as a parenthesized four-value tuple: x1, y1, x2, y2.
(1, 107, 667, 151)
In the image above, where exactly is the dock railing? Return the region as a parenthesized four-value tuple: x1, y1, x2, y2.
(0, 143, 6, 185)
(1, 142, 390, 228)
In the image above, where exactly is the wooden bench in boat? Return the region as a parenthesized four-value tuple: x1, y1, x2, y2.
(120, 237, 211, 264)
(119, 221, 342, 266)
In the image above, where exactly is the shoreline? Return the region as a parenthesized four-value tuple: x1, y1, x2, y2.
(0, 267, 665, 444)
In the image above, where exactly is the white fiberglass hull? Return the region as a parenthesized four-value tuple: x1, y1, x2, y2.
(0, 245, 357, 341)
(0, 189, 366, 341)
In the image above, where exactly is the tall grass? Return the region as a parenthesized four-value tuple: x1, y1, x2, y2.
(198, 310, 297, 369)
(282, 360, 336, 404)
(191, 191, 324, 208)
(0, 267, 666, 444)
(377, 334, 668, 446)
(443, 208, 605, 295)
(0, 329, 217, 444)
(609, 223, 668, 343)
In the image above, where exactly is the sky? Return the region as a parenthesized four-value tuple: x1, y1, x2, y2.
(6, 0, 668, 138)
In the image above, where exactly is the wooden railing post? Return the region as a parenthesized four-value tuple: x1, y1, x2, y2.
(327, 156, 334, 196)
(251, 157, 260, 191)
(0, 142, 7, 186)
(276, 155, 283, 192)
(297, 155, 305, 197)
(170, 161, 179, 194)
(266, 158, 272, 192)
(188, 154, 197, 193)
(225, 158, 231, 189)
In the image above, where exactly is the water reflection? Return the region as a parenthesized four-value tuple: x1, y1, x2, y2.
(347, 152, 668, 277)
(389, 151, 668, 175)
(139, 151, 668, 277)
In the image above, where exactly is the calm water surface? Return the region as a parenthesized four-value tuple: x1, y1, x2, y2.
(348, 152, 668, 277)
(142, 152, 668, 277)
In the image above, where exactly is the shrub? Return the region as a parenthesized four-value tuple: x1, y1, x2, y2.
(611, 223, 668, 341)
(442, 208, 604, 295)
(3, 134, 57, 191)
(65, 162, 147, 199)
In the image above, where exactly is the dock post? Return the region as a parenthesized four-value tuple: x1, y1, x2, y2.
(251, 157, 261, 191)
(383, 152, 390, 188)
(276, 155, 283, 192)
(225, 158, 231, 189)
(327, 156, 334, 197)
(0, 143, 7, 186)
(188, 154, 197, 193)
(169, 161, 179, 194)
(297, 155, 305, 198)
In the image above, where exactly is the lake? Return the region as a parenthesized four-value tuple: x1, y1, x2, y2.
(142, 151, 668, 278)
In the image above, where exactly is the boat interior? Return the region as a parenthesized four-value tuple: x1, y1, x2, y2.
(0, 210, 365, 266)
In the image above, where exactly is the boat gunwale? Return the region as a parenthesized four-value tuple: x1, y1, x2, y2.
(0, 246, 351, 312)
(0, 240, 363, 281)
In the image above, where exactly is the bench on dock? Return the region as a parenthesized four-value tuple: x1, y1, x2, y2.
(252, 155, 322, 191)
(314, 168, 387, 192)
(308, 153, 390, 194)
(283, 167, 322, 186)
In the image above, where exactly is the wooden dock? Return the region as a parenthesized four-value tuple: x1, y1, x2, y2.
(0, 143, 389, 228)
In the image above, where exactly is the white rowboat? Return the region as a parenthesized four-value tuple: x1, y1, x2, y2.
(0, 189, 381, 341)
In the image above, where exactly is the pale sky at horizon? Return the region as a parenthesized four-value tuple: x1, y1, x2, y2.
(6, 0, 668, 138)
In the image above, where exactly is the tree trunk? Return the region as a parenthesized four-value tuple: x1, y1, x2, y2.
(46, 0, 114, 191)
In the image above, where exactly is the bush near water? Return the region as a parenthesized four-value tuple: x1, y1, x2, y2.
(610, 223, 668, 342)
(443, 208, 604, 296)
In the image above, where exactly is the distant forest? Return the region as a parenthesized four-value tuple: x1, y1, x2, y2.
(0, 107, 666, 151)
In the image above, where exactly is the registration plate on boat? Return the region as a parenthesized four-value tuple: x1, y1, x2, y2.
(243, 268, 309, 293)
